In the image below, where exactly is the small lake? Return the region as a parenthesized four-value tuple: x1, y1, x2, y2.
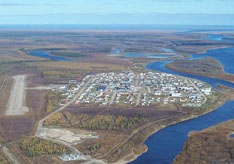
(29, 50, 71, 61)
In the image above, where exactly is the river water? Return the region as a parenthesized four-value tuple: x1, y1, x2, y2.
(28, 34, 234, 164)
(130, 34, 234, 164)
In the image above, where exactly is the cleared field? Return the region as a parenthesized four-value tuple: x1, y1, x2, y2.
(39, 127, 98, 145)
(5, 75, 28, 116)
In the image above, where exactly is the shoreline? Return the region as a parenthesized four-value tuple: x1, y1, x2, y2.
(114, 98, 227, 164)
(116, 46, 231, 163)
(192, 45, 232, 55)
(165, 64, 234, 84)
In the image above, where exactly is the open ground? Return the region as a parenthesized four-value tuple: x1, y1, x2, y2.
(5, 75, 28, 116)
(0, 30, 233, 164)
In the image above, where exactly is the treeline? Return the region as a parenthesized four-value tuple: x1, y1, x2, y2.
(45, 92, 62, 113)
(19, 137, 71, 158)
(45, 112, 148, 132)
(88, 143, 101, 154)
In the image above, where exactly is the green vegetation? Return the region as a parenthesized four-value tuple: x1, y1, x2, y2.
(51, 51, 88, 58)
(45, 92, 62, 113)
(45, 112, 148, 132)
(19, 137, 71, 158)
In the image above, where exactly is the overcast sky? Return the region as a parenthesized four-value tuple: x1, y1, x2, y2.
(0, 0, 234, 25)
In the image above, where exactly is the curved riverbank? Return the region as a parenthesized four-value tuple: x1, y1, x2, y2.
(165, 58, 234, 84)
(130, 100, 234, 164)
(130, 35, 234, 164)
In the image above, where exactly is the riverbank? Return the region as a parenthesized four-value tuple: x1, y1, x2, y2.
(116, 91, 227, 164)
(166, 58, 234, 84)
(174, 120, 234, 163)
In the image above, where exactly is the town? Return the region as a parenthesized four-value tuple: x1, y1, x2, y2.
(54, 71, 212, 108)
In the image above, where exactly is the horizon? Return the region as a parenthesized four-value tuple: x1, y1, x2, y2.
(0, 24, 234, 31)
(1, 0, 234, 25)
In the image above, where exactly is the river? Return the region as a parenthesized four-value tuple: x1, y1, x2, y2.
(130, 35, 234, 164)
(28, 34, 234, 164)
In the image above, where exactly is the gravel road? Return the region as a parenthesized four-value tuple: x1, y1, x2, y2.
(5, 75, 28, 116)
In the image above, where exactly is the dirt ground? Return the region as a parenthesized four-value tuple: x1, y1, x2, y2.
(5, 75, 29, 116)
(39, 127, 98, 145)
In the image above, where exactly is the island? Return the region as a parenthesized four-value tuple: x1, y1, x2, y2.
(166, 57, 234, 83)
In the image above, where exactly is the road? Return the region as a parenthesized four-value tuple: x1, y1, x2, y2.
(0, 144, 21, 164)
(0, 75, 7, 93)
(188, 79, 207, 104)
(109, 92, 117, 105)
(26, 86, 52, 90)
(35, 75, 105, 163)
(36, 75, 94, 137)
(96, 116, 172, 160)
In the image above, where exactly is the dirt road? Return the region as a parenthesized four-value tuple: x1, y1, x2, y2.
(188, 79, 207, 104)
(35, 75, 105, 163)
(96, 116, 171, 160)
(0, 75, 7, 93)
(0, 144, 21, 164)
(5, 75, 28, 116)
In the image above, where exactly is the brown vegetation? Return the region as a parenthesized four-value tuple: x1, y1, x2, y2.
(0, 116, 34, 142)
(0, 151, 9, 164)
(44, 112, 148, 132)
(174, 120, 234, 164)
(167, 57, 224, 75)
(0, 76, 13, 115)
(0, 31, 232, 163)
(167, 57, 234, 83)
(45, 92, 62, 113)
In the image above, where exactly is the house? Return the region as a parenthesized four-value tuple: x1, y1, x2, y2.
(171, 93, 182, 97)
(69, 80, 78, 85)
(202, 87, 211, 95)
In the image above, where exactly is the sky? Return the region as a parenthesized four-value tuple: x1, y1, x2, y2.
(0, 0, 234, 25)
